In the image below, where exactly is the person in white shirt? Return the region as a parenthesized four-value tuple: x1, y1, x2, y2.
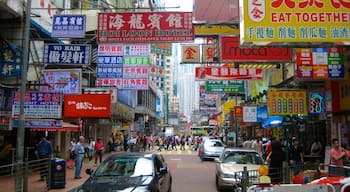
(251, 136, 263, 157)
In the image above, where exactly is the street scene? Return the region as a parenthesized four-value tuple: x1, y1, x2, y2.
(0, 0, 350, 192)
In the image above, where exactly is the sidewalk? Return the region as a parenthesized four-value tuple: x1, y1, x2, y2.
(0, 152, 113, 192)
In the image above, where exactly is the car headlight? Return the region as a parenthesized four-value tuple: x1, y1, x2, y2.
(221, 173, 235, 178)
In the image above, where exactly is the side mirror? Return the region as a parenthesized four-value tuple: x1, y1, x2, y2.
(85, 168, 94, 175)
(160, 167, 168, 174)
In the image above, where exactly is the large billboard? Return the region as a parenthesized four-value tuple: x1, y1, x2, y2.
(267, 89, 308, 116)
(240, 0, 350, 44)
(97, 12, 194, 43)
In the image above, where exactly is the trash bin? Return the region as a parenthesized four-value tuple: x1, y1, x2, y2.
(50, 158, 66, 189)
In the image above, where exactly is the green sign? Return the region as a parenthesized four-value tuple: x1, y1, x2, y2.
(205, 80, 245, 93)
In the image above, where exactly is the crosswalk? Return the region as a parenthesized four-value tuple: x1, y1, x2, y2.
(156, 149, 195, 155)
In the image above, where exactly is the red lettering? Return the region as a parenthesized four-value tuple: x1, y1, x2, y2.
(271, 0, 296, 8)
(331, 0, 350, 8)
(299, 0, 324, 8)
(252, 0, 262, 6)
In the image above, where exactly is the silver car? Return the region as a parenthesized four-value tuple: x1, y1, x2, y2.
(215, 148, 265, 191)
(199, 139, 225, 161)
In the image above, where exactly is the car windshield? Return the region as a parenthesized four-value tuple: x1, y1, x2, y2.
(204, 140, 224, 147)
(94, 157, 154, 177)
(221, 151, 264, 164)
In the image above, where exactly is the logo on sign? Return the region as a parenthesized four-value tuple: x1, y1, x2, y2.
(248, 0, 265, 22)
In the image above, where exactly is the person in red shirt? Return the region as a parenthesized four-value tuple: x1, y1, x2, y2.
(330, 138, 347, 166)
(94, 138, 105, 166)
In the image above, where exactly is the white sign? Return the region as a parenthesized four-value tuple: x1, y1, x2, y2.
(243, 106, 257, 122)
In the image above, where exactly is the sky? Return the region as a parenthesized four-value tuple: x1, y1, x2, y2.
(163, 0, 194, 11)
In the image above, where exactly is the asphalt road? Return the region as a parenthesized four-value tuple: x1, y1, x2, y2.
(162, 150, 218, 192)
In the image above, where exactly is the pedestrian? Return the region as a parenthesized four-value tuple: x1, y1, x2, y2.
(36, 135, 52, 181)
(251, 136, 263, 157)
(310, 139, 322, 156)
(94, 137, 104, 166)
(330, 138, 349, 166)
(87, 137, 95, 162)
(266, 140, 284, 184)
(67, 137, 77, 169)
(74, 136, 85, 179)
(289, 138, 304, 176)
(107, 135, 114, 152)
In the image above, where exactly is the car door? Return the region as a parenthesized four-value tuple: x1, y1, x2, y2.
(155, 155, 170, 192)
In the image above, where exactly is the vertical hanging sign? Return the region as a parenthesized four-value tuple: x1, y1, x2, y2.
(309, 92, 325, 114)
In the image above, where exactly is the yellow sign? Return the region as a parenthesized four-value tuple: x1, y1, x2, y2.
(267, 89, 308, 116)
(241, 0, 350, 44)
(202, 45, 214, 62)
(181, 45, 200, 63)
(194, 24, 240, 36)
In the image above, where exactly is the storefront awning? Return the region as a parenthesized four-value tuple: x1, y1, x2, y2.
(30, 122, 80, 132)
(30, 19, 64, 44)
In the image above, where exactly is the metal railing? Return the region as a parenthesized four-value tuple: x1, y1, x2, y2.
(0, 157, 52, 192)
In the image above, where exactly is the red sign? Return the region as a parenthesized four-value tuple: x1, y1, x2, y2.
(64, 94, 111, 118)
(234, 106, 243, 118)
(221, 36, 291, 62)
(97, 12, 194, 43)
(195, 67, 263, 80)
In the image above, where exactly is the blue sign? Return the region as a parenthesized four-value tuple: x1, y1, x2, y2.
(96, 67, 123, 78)
(0, 38, 21, 77)
(97, 56, 123, 67)
(43, 44, 91, 65)
(52, 15, 86, 38)
(328, 64, 345, 78)
(256, 106, 268, 123)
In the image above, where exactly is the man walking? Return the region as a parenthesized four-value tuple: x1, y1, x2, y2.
(74, 136, 85, 179)
(289, 138, 304, 176)
(37, 135, 52, 181)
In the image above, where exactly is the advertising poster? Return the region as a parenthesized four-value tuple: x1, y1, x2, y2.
(40, 69, 82, 94)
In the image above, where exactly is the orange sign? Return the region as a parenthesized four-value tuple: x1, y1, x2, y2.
(64, 94, 111, 118)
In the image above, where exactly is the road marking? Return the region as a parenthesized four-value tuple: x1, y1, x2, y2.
(169, 158, 182, 161)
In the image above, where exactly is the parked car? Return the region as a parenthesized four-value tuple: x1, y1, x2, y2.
(215, 148, 265, 191)
(199, 139, 225, 161)
(77, 152, 172, 192)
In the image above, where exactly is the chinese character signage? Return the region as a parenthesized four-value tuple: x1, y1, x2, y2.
(0, 37, 21, 78)
(43, 44, 91, 65)
(309, 92, 325, 114)
(96, 78, 149, 90)
(123, 56, 150, 65)
(240, 0, 350, 44)
(203, 45, 214, 62)
(267, 89, 308, 116)
(97, 67, 123, 78)
(296, 48, 346, 79)
(205, 80, 245, 93)
(234, 106, 243, 118)
(221, 36, 291, 62)
(12, 91, 62, 118)
(97, 12, 194, 42)
(151, 43, 172, 55)
(64, 94, 111, 118)
(123, 66, 149, 79)
(195, 67, 263, 80)
(98, 44, 124, 56)
(97, 56, 123, 67)
(52, 15, 86, 38)
(182, 45, 200, 63)
(40, 69, 82, 94)
(124, 44, 151, 56)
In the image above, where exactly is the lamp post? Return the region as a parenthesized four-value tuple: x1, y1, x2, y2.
(15, 0, 31, 191)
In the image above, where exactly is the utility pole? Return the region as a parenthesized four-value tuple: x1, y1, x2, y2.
(15, 0, 31, 191)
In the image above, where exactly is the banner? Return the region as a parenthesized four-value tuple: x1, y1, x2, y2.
(195, 67, 263, 80)
(97, 12, 194, 42)
(240, 0, 350, 44)
(221, 36, 291, 62)
(267, 89, 308, 116)
(64, 94, 111, 118)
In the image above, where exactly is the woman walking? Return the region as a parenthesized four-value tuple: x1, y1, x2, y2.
(94, 138, 104, 166)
